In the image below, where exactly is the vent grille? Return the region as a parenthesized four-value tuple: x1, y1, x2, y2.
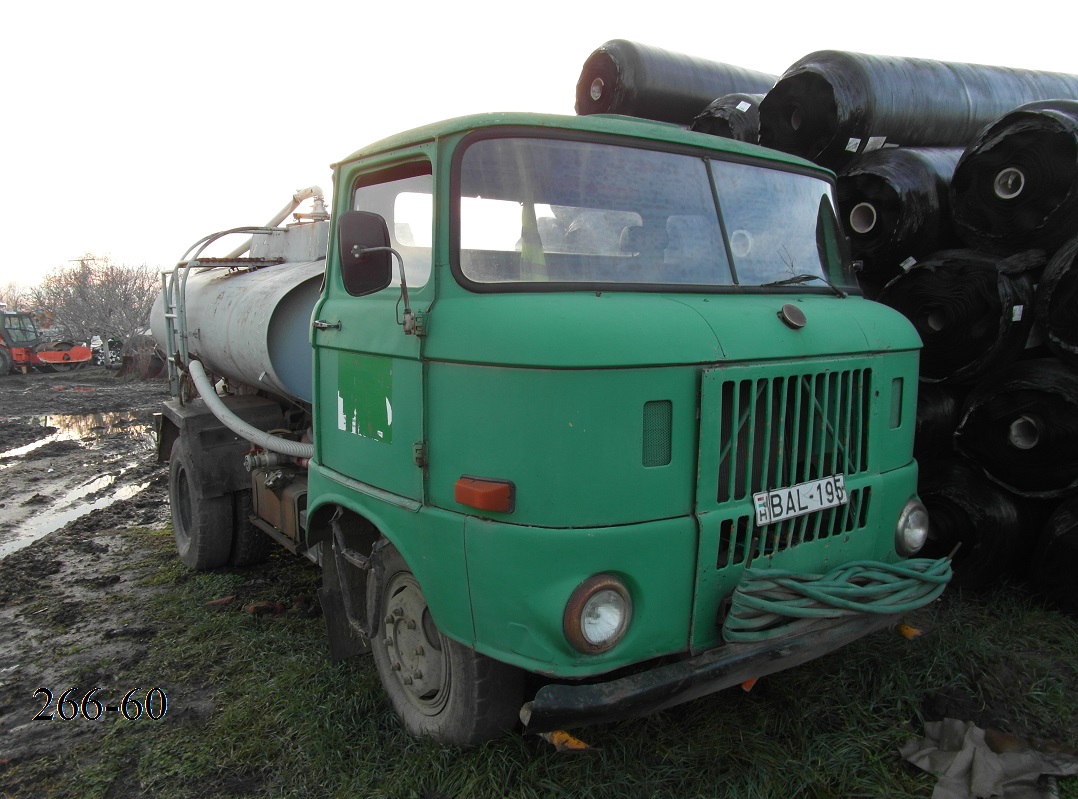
(642, 400, 673, 467)
(716, 369, 871, 503)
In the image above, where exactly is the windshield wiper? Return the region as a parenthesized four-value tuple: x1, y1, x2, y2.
(761, 273, 848, 298)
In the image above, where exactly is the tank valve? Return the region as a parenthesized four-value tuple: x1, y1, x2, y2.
(264, 469, 292, 490)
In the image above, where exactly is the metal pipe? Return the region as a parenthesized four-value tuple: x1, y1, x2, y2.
(187, 359, 315, 459)
(224, 186, 326, 258)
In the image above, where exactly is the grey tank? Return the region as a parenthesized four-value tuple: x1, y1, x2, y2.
(151, 222, 328, 406)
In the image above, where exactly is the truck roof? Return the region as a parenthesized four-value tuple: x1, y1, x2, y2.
(332, 112, 830, 176)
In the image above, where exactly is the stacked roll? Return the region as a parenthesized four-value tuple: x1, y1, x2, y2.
(571, 43, 1078, 607)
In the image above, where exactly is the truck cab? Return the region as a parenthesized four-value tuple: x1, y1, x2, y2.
(156, 112, 949, 746)
(0, 310, 40, 374)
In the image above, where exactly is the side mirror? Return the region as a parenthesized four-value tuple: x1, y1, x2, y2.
(338, 211, 393, 296)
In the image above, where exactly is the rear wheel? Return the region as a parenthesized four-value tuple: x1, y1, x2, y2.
(0, 347, 12, 375)
(229, 489, 269, 566)
(168, 441, 232, 569)
(369, 543, 524, 746)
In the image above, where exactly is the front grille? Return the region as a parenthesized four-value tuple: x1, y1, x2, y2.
(716, 368, 871, 504)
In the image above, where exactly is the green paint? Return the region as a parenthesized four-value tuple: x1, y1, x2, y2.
(336, 352, 393, 443)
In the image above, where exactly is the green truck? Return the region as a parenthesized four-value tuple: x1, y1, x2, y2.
(152, 111, 950, 746)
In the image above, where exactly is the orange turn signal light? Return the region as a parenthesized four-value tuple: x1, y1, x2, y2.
(454, 476, 514, 513)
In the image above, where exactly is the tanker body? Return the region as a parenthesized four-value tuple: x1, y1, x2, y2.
(154, 112, 951, 746)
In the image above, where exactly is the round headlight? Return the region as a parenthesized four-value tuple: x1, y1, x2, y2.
(563, 574, 632, 654)
(896, 498, 930, 556)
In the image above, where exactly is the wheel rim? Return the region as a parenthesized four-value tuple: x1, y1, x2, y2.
(380, 573, 450, 716)
(174, 462, 193, 549)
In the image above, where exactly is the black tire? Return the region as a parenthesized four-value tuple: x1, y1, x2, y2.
(168, 441, 233, 569)
(369, 543, 524, 746)
(229, 489, 269, 566)
(0, 347, 12, 375)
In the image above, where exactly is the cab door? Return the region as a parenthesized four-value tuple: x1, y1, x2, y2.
(312, 159, 434, 502)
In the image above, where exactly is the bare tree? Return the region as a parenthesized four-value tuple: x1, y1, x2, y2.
(0, 281, 31, 311)
(30, 256, 160, 353)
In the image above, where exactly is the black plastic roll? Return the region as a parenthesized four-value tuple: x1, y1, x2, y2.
(954, 358, 1078, 498)
(690, 93, 766, 143)
(877, 250, 1040, 384)
(914, 383, 967, 460)
(575, 40, 775, 125)
(1035, 233, 1078, 365)
(837, 147, 964, 283)
(759, 51, 1078, 172)
(1030, 497, 1078, 615)
(918, 458, 1029, 589)
(951, 101, 1078, 255)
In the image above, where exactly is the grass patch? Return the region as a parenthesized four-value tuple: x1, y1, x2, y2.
(8, 528, 1077, 799)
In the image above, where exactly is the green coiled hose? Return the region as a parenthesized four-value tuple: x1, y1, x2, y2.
(722, 557, 952, 643)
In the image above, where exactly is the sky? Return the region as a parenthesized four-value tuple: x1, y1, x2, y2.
(2, 0, 1076, 289)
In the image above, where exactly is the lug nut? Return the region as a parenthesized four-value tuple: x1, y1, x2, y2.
(412, 670, 423, 680)
(402, 675, 413, 685)
(406, 620, 417, 630)
(414, 646, 424, 656)
(391, 662, 401, 671)
(392, 607, 404, 618)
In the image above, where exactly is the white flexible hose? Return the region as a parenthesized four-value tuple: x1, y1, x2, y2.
(187, 359, 315, 459)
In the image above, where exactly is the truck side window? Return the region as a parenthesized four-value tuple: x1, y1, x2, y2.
(352, 163, 434, 290)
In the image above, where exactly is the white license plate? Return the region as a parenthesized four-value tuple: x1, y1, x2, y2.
(753, 474, 847, 526)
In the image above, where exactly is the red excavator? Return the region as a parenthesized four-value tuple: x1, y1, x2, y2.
(0, 308, 93, 374)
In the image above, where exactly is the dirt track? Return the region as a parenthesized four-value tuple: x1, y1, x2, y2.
(0, 368, 172, 776)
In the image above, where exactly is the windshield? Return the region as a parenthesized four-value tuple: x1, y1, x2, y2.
(455, 136, 853, 291)
(2, 314, 38, 343)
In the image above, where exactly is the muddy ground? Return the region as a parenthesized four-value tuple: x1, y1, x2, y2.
(0, 368, 173, 779)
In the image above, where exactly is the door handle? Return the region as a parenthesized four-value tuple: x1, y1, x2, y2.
(313, 320, 341, 331)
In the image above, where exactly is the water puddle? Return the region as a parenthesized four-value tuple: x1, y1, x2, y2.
(0, 411, 158, 559)
(0, 411, 154, 466)
(0, 477, 151, 559)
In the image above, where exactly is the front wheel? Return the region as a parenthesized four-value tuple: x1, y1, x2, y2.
(369, 543, 524, 746)
(44, 358, 83, 373)
(38, 342, 85, 373)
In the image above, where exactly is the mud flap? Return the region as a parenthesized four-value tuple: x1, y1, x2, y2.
(319, 519, 372, 661)
(319, 583, 367, 662)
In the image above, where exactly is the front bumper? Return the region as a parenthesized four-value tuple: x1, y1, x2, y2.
(523, 611, 898, 734)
